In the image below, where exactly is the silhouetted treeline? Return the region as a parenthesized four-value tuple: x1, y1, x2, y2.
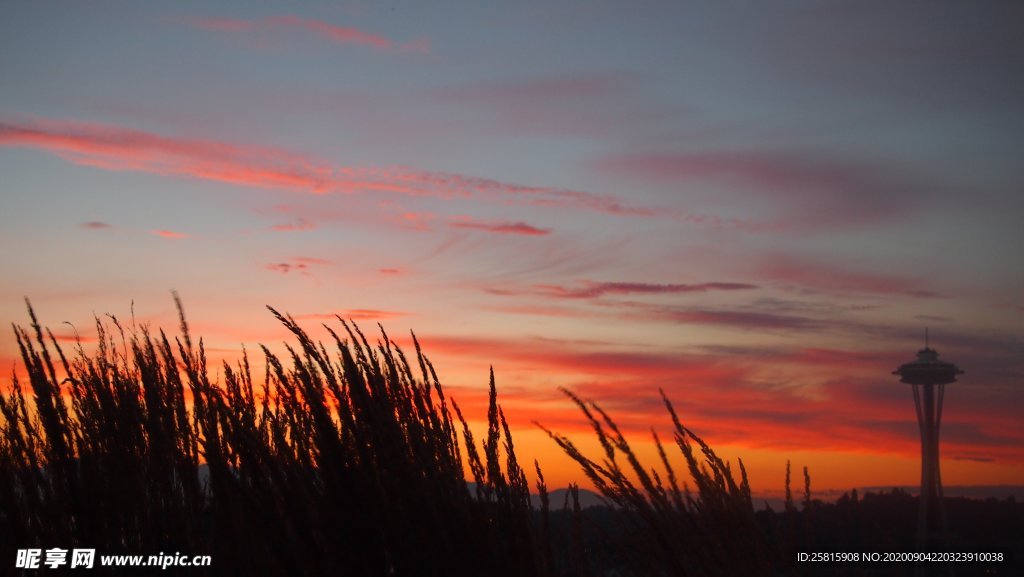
(542, 490, 1021, 577)
(757, 489, 1023, 576)
(1, 300, 1017, 576)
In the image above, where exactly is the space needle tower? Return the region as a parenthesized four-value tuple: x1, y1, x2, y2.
(893, 333, 963, 552)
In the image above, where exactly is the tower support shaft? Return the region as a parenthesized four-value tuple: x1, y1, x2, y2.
(912, 382, 947, 551)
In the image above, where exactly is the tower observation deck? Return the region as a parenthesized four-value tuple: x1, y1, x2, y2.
(893, 340, 963, 556)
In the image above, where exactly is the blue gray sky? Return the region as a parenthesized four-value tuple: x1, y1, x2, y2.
(2, 1, 1022, 490)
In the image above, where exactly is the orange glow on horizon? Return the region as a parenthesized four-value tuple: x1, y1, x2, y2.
(3, 301, 1020, 498)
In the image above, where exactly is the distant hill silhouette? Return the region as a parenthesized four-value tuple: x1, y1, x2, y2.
(532, 487, 606, 510)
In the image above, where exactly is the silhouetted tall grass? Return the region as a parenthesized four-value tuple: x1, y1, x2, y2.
(1, 298, 542, 575)
(539, 389, 773, 576)
(2, 298, 813, 576)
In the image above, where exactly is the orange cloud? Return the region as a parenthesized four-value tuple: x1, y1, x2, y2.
(48, 333, 98, 344)
(0, 118, 654, 217)
(0, 118, 338, 193)
(449, 217, 551, 236)
(153, 229, 188, 239)
(407, 334, 747, 384)
(293, 309, 410, 322)
(384, 330, 1023, 466)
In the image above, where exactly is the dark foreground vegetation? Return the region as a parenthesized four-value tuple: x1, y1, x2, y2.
(1, 299, 1018, 576)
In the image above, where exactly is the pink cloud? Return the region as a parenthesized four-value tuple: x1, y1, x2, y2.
(655, 308, 824, 330)
(0, 118, 340, 193)
(292, 256, 332, 265)
(481, 304, 594, 319)
(272, 218, 316, 232)
(190, 15, 427, 53)
(449, 217, 551, 236)
(80, 221, 112, 230)
(554, 299, 827, 332)
(757, 255, 938, 298)
(597, 150, 919, 230)
(269, 16, 393, 49)
(264, 256, 331, 275)
(602, 151, 845, 187)
(531, 281, 758, 299)
(397, 210, 434, 231)
(153, 229, 188, 239)
(265, 263, 303, 274)
(190, 18, 257, 33)
(442, 74, 631, 103)
(432, 72, 670, 140)
(0, 118, 654, 218)
(485, 294, 847, 335)
(388, 169, 656, 217)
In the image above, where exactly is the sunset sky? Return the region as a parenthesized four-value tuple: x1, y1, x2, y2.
(2, 1, 1022, 495)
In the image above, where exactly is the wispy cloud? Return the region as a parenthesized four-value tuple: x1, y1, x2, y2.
(49, 333, 98, 344)
(293, 309, 409, 322)
(398, 331, 1020, 459)
(757, 255, 938, 297)
(292, 256, 332, 265)
(597, 150, 921, 230)
(80, 221, 112, 230)
(153, 229, 188, 239)
(0, 118, 654, 217)
(531, 281, 758, 299)
(272, 218, 316, 232)
(914, 314, 952, 323)
(0, 118, 338, 192)
(432, 72, 664, 138)
(556, 299, 828, 332)
(449, 217, 551, 236)
(480, 304, 594, 319)
(191, 15, 429, 53)
(952, 455, 996, 463)
(656, 307, 825, 331)
(444, 74, 630, 102)
(265, 263, 305, 274)
(410, 334, 741, 383)
(264, 256, 331, 275)
(394, 210, 434, 231)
